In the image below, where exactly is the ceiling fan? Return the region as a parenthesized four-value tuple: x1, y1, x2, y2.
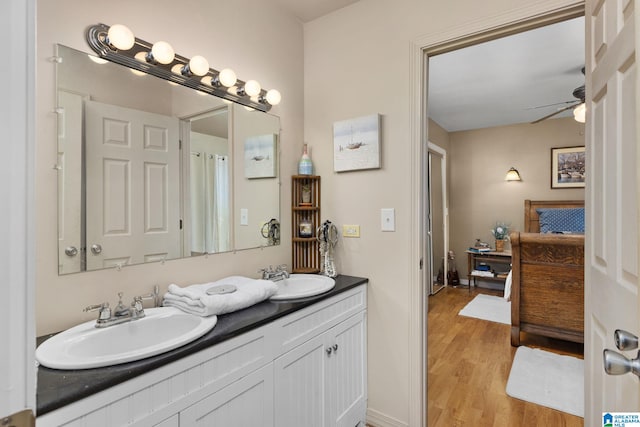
(531, 68, 585, 124)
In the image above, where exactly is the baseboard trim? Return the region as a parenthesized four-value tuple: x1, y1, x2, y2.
(366, 408, 408, 427)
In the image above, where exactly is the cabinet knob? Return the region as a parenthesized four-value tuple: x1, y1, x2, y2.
(326, 347, 333, 355)
(333, 344, 339, 352)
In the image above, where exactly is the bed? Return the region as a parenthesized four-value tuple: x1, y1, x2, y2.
(509, 200, 585, 346)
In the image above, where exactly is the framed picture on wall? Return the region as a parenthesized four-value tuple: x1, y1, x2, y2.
(333, 114, 381, 172)
(551, 146, 585, 188)
(244, 134, 277, 179)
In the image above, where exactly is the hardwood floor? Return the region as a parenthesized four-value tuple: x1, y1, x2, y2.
(427, 286, 584, 426)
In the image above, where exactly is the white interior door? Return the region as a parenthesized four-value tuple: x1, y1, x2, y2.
(57, 91, 84, 274)
(85, 100, 180, 270)
(1, 0, 35, 420)
(585, 0, 639, 422)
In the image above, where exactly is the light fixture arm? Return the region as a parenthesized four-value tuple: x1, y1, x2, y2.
(86, 23, 275, 112)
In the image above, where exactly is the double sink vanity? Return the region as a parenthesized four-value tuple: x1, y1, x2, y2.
(37, 275, 368, 427)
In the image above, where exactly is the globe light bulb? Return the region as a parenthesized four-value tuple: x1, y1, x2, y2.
(265, 89, 281, 105)
(244, 80, 261, 97)
(151, 41, 175, 64)
(218, 68, 237, 87)
(188, 55, 209, 76)
(107, 24, 135, 50)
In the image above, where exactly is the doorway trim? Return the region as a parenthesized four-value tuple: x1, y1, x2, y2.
(408, 1, 584, 424)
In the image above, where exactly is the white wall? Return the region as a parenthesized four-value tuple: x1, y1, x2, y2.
(36, 0, 303, 334)
(303, 0, 582, 424)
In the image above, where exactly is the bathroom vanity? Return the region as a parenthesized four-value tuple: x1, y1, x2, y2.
(36, 275, 367, 426)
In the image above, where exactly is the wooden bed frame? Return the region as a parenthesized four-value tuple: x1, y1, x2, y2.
(510, 200, 585, 346)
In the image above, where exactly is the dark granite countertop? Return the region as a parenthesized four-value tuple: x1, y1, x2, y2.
(36, 274, 367, 416)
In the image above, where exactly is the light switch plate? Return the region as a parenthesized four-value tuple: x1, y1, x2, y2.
(381, 208, 395, 231)
(343, 224, 361, 237)
(240, 208, 248, 226)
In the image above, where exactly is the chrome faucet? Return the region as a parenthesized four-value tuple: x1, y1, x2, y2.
(84, 287, 159, 328)
(260, 264, 290, 281)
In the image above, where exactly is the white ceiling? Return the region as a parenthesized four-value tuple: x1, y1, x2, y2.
(270, 0, 361, 22)
(428, 16, 585, 132)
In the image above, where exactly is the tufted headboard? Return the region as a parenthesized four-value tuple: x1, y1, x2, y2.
(524, 200, 585, 233)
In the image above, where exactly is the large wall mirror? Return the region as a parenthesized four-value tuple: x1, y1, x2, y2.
(56, 44, 280, 275)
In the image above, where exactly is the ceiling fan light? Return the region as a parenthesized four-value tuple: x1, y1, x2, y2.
(573, 103, 586, 123)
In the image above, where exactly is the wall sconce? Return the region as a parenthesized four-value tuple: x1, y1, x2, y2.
(505, 167, 522, 181)
(573, 103, 586, 123)
(87, 23, 281, 112)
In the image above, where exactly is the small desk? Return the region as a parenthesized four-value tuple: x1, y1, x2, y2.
(466, 250, 512, 291)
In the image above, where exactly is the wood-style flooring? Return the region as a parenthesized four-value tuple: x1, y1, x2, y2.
(427, 286, 584, 426)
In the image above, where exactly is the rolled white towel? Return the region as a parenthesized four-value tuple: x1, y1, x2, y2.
(162, 276, 277, 317)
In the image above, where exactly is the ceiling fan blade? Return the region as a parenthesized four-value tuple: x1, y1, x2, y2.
(526, 100, 579, 110)
(530, 102, 581, 124)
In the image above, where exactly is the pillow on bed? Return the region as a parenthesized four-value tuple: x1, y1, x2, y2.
(536, 207, 585, 233)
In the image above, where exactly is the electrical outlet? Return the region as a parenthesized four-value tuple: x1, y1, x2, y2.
(342, 224, 360, 238)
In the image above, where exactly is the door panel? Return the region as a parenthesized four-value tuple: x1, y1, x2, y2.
(586, 0, 639, 422)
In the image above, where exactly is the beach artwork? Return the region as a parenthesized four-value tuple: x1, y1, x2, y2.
(333, 114, 381, 172)
(244, 134, 277, 179)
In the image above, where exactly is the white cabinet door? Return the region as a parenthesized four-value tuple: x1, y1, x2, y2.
(274, 311, 367, 427)
(180, 364, 274, 427)
(328, 311, 367, 427)
(274, 331, 330, 427)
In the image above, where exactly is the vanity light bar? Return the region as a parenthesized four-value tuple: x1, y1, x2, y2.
(86, 23, 280, 112)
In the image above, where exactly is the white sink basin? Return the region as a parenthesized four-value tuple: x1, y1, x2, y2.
(36, 307, 217, 370)
(270, 274, 336, 300)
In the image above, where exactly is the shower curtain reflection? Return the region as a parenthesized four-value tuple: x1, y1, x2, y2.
(190, 152, 231, 255)
(211, 155, 230, 253)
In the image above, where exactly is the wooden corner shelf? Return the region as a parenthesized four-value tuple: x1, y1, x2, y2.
(292, 176, 321, 273)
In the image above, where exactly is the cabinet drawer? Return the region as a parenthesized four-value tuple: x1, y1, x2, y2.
(274, 285, 366, 355)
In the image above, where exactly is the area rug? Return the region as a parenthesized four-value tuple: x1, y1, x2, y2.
(458, 294, 510, 325)
(506, 346, 584, 417)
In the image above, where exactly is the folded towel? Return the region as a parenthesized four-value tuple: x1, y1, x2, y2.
(162, 276, 277, 317)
